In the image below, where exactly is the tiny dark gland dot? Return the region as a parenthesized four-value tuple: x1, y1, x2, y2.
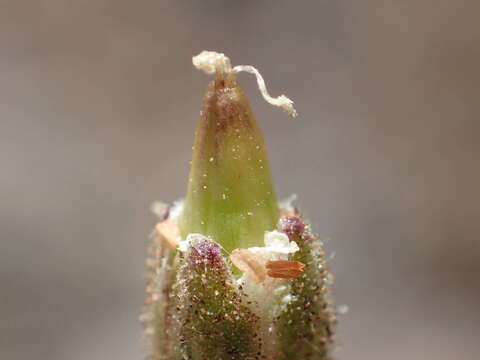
(279, 215, 305, 238)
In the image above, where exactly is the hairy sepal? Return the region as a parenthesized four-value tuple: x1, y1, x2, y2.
(175, 236, 263, 360)
(275, 217, 336, 360)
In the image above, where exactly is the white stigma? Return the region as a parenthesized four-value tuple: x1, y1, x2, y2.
(192, 50, 232, 75)
(192, 50, 298, 117)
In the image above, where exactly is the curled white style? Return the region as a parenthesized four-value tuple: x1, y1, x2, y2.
(192, 50, 298, 117)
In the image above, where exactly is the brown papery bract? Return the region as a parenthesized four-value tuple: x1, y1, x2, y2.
(230, 248, 267, 283)
(155, 219, 180, 249)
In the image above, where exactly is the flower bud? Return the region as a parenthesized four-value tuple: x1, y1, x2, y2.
(143, 52, 336, 360)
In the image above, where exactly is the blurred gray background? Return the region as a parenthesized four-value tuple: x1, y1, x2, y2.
(1, 1, 479, 359)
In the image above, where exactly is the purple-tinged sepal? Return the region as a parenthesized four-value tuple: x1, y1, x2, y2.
(174, 235, 263, 360)
(275, 214, 336, 360)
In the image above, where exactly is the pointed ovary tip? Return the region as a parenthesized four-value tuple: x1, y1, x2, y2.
(192, 50, 298, 118)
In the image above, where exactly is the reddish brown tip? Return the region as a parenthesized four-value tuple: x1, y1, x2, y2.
(279, 215, 306, 239)
(189, 239, 223, 266)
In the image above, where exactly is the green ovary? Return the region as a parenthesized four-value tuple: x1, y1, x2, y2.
(179, 77, 279, 252)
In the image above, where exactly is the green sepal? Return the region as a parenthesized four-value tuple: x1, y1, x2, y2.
(175, 238, 263, 360)
(142, 241, 181, 360)
(275, 220, 336, 360)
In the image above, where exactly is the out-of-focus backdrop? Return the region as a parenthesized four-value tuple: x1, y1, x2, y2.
(1, 1, 479, 359)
